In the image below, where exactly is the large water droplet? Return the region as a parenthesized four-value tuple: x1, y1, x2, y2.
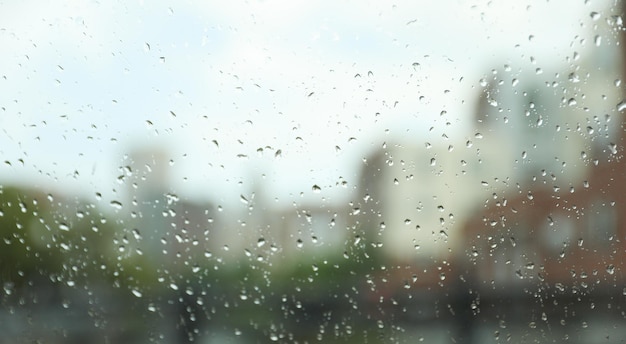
(606, 264, 615, 275)
(110, 200, 123, 210)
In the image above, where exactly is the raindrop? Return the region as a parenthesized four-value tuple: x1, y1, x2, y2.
(590, 11, 600, 20)
(606, 264, 615, 275)
(257, 238, 266, 247)
(312, 184, 321, 193)
(131, 289, 143, 298)
(59, 223, 70, 231)
(110, 200, 123, 210)
(617, 101, 626, 112)
(132, 228, 142, 240)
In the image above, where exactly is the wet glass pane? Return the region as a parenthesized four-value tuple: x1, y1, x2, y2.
(1, 1, 625, 343)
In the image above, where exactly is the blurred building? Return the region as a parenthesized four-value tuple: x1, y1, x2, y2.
(354, 139, 493, 261)
(121, 146, 219, 268)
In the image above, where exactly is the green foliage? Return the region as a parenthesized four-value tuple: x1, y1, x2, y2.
(0, 185, 119, 288)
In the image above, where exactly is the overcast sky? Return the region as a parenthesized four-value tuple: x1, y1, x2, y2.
(0, 0, 613, 210)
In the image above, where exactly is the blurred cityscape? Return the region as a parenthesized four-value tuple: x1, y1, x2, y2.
(2, 3, 626, 344)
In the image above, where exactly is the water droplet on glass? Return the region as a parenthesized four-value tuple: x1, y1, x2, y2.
(606, 264, 615, 275)
(110, 200, 123, 210)
(568, 72, 580, 83)
(594, 35, 602, 46)
(131, 289, 142, 298)
(312, 184, 321, 193)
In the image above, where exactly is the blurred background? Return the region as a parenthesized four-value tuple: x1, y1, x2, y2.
(1, 0, 625, 343)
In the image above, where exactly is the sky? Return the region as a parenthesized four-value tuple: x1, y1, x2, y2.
(0, 0, 615, 211)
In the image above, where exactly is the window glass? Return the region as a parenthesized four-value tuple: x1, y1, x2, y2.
(1, 1, 625, 343)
